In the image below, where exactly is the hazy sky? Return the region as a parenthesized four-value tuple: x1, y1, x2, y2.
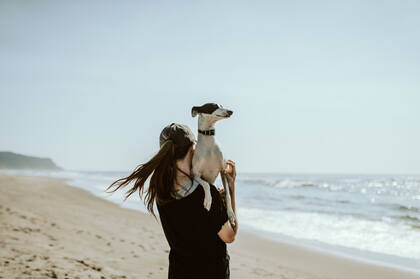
(1, 1, 419, 174)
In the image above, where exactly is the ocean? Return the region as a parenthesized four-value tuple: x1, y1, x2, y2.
(2, 169, 420, 272)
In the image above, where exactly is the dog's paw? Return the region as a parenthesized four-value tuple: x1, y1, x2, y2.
(203, 195, 212, 211)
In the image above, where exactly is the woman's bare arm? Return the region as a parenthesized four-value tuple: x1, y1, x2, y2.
(217, 160, 238, 243)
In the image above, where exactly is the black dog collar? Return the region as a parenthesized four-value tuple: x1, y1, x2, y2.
(198, 129, 215, 136)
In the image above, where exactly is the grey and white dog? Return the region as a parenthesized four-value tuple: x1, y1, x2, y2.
(191, 103, 236, 227)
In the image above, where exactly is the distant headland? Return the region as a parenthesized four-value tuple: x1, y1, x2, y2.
(0, 151, 62, 170)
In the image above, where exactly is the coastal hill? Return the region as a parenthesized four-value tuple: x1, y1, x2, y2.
(0, 151, 62, 170)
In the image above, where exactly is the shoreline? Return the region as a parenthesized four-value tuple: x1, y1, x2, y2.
(238, 227, 420, 277)
(232, 229, 420, 279)
(241, 224, 420, 274)
(1, 173, 419, 279)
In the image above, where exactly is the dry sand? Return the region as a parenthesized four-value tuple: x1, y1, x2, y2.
(0, 174, 419, 279)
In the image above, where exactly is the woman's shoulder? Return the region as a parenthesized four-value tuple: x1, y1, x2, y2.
(195, 183, 222, 199)
(209, 183, 222, 196)
(189, 181, 220, 196)
(158, 182, 221, 208)
(173, 182, 223, 208)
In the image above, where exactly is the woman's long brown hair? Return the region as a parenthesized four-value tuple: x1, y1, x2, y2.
(105, 139, 193, 217)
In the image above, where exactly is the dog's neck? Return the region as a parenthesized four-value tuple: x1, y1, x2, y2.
(198, 116, 216, 130)
(197, 116, 216, 141)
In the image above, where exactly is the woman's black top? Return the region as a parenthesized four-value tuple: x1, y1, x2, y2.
(157, 183, 229, 279)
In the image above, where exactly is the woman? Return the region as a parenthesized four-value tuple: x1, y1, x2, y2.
(106, 123, 238, 279)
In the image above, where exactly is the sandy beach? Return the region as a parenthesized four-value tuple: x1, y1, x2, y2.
(0, 174, 419, 279)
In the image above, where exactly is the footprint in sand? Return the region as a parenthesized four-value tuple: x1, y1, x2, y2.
(26, 255, 36, 262)
(75, 259, 102, 272)
(47, 234, 58, 241)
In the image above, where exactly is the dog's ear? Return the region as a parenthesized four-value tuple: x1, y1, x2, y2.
(191, 106, 199, 117)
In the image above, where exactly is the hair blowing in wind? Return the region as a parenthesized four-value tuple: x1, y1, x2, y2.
(105, 139, 192, 217)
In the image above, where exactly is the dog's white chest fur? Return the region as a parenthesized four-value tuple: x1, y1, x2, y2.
(192, 144, 223, 184)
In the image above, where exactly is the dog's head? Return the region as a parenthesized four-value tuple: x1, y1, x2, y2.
(191, 103, 233, 120)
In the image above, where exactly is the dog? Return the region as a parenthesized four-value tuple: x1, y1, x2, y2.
(191, 103, 236, 228)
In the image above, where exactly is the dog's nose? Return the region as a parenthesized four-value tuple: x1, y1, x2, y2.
(227, 110, 233, 116)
